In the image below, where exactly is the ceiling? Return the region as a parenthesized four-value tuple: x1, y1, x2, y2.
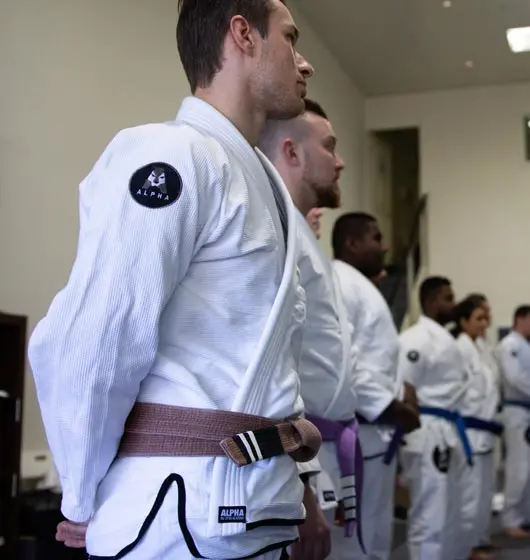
(294, 0, 530, 96)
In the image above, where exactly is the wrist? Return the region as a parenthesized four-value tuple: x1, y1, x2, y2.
(378, 399, 400, 423)
(299, 472, 311, 485)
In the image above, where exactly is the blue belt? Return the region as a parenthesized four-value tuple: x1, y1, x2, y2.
(383, 428, 403, 465)
(504, 399, 530, 411)
(463, 416, 504, 436)
(355, 414, 403, 466)
(419, 406, 474, 466)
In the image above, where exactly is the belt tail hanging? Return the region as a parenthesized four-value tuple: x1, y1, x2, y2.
(338, 423, 366, 553)
(383, 428, 404, 465)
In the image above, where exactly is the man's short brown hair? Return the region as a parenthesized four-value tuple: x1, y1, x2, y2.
(177, 0, 284, 92)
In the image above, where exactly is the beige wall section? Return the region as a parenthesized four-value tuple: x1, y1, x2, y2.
(0, 0, 365, 452)
(366, 83, 530, 336)
(291, 3, 366, 258)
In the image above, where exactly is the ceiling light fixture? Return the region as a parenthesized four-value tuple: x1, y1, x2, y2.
(465, 60, 474, 68)
(442, 1, 452, 8)
(506, 26, 530, 53)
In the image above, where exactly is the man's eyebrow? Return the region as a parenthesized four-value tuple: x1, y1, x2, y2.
(287, 24, 299, 42)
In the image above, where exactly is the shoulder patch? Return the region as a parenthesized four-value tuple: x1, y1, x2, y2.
(511, 350, 518, 358)
(407, 350, 420, 363)
(129, 162, 182, 209)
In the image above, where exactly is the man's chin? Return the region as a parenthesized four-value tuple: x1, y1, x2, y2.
(316, 192, 341, 210)
(268, 98, 305, 121)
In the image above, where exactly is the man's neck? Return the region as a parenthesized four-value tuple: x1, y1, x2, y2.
(424, 311, 444, 325)
(514, 326, 528, 339)
(280, 174, 312, 216)
(195, 85, 266, 147)
(340, 255, 366, 277)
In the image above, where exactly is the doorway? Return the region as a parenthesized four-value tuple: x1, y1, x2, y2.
(367, 127, 420, 267)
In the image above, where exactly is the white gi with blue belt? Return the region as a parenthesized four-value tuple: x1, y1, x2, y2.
(498, 330, 530, 530)
(454, 332, 501, 558)
(398, 316, 469, 560)
(27, 97, 311, 560)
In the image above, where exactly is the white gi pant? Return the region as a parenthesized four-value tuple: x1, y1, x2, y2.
(400, 444, 460, 560)
(454, 451, 495, 558)
(85, 458, 297, 560)
(502, 407, 530, 528)
(475, 452, 496, 546)
(324, 453, 396, 560)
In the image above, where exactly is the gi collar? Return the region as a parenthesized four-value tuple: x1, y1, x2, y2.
(419, 315, 455, 343)
(176, 96, 259, 175)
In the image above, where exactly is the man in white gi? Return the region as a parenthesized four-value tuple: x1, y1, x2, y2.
(331, 212, 421, 560)
(397, 276, 471, 560)
(259, 98, 354, 560)
(27, 1, 320, 559)
(467, 293, 505, 524)
(498, 305, 530, 538)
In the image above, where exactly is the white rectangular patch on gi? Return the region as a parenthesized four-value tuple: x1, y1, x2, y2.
(218, 506, 247, 524)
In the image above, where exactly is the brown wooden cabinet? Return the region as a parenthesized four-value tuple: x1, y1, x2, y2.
(0, 312, 27, 560)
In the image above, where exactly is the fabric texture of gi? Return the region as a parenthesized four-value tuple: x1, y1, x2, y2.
(28, 97, 310, 559)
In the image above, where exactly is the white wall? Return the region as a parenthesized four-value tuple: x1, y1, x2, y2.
(291, 2, 366, 254)
(366, 83, 530, 335)
(0, 0, 365, 452)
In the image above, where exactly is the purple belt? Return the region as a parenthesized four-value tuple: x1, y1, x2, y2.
(307, 415, 365, 551)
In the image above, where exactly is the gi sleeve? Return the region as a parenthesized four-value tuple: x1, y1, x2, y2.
(297, 457, 322, 481)
(352, 341, 395, 422)
(395, 381, 406, 401)
(337, 271, 394, 420)
(27, 126, 224, 523)
(349, 304, 394, 420)
(498, 341, 530, 398)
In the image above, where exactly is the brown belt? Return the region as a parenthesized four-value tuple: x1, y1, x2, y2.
(118, 403, 322, 467)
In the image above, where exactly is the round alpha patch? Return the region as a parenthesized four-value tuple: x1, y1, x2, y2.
(511, 350, 518, 358)
(129, 162, 182, 209)
(407, 350, 420, 363)
(432, 446, 451, 474)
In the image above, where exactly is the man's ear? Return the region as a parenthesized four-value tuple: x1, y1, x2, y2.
(345, 235, 358, 253)
(229, 15, 256, 55)
(282, 139, 301, 168)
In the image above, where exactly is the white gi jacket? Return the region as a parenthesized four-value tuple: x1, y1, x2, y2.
(28, 97, 308, 557)
(296, 213, 357, 501)
(498, 331, 530, 402)
(333, 260, 399, 457)
(456, 333, 499, 452)
(497, 331, 530, 529)
(477, 336, 501, 390)
(398, 316, 467, 452)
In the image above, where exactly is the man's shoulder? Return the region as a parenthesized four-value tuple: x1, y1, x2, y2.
(499, 332, 520, 354)
(82, 121, 235, 214)
(332, 259, 362, 282)
(399, 323, 428, 345)
(109, 121, 231, 167)
(332, 260, 375, 294)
